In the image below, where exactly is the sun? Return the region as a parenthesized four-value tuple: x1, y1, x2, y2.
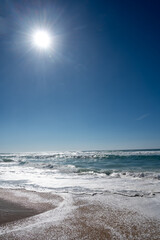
(32, 30, 52, 50)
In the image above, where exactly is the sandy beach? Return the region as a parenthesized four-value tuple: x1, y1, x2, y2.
(0, 189, 62, 226)
(1, 0, 160, 238)
(0, 188, 160, 240)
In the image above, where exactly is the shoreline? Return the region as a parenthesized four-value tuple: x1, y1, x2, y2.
(0, 198, 38, 225)
(0, 188, 160, 239)
(0, 188, 63, 226)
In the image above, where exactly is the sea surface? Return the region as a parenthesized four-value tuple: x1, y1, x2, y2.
(0, 149, 160, 197)
(0, 149, 160, 239)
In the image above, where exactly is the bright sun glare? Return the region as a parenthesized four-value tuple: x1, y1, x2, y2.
(32, 30, 51, 50)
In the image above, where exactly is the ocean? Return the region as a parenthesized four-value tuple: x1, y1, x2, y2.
(0, 149, 160, 196)
(0, 149, 160, 239)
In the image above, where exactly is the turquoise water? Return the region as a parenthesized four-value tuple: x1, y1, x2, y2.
(1, 149, 160, 173)
(0, 149, 160, 194)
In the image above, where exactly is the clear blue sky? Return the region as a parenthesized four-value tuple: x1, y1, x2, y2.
(0, 0, 160, 152)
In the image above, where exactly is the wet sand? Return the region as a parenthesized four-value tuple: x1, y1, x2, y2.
(0, 188, 63, 226)
(0, 198, 38, 225)
(0, 189, 160, 240)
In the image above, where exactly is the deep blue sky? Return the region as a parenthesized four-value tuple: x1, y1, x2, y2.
(0, 0, 160, 152)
